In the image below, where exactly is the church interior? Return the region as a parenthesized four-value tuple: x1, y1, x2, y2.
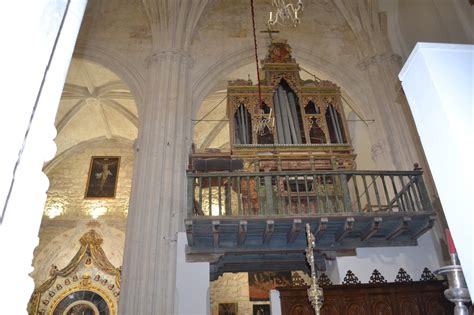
(2, 0, 471, 314)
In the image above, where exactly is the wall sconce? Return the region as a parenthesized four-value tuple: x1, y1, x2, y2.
(87, 206, 108, 219)
(45, 204, 64, 219)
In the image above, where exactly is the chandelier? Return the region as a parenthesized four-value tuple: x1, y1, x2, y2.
(267, 0, 303, 27)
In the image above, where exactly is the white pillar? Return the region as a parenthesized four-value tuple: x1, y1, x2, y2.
(176, 232, 210, 315)
(0, 1, 86, 313)
(119, 50, 193, 314)
(270, 290, 282, 315)
(399, 42, 474, 293)
(118, 1, 211, 313)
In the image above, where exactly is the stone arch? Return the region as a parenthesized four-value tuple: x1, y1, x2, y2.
(31, 223, 125, 286)
(191, 44, 372, 120)
(191, 44, 377, 159)
(44, 136, 134, 174)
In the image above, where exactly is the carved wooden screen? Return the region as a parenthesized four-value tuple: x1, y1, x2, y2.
(278, 281, 452, 315)
(224, 42, 356, 173)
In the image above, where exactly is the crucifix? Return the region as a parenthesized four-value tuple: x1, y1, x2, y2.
(260, 27, 280, 43)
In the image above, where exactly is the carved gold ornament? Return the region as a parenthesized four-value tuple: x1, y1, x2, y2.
(28, 230, 121, 315)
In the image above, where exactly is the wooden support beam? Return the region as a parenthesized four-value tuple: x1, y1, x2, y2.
(263, 220, 274, 245)
(185, 219, 194, 246)
(238, 220, 247, 245)
(313, 218, 328, 242)
(212, 220, 220, 247)
(386, 217, 411, 240)
(411, 215, 436, 240)
(361, 217, 382, 241)
(287, 219, 302, 244)
(336, 217, 354, 242)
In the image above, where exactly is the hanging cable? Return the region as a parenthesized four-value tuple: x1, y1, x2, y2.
(193, 95, 227, 125)
(250, 0, 263, 108)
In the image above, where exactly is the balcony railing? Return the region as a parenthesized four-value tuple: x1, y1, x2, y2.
(187, 169, 432, 217)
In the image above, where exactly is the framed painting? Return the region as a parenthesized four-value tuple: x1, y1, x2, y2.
(253, 304, 271, 315)
(85, 157, 120, 198)
(248, 271, 292, 301)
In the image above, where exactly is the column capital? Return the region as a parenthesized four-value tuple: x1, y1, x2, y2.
(143, 0, 214, 51)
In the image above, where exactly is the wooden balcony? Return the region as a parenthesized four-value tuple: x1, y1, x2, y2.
(184, 168, 436, 279)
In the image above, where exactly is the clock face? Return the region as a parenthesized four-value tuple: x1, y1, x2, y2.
(52, 290, 110, 315)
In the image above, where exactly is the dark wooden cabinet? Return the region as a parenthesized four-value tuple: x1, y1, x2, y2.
(278, 281, 453, 315)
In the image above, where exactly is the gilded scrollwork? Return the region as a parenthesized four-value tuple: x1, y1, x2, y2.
(27, 230, 121, 315)
(268, 73, 299, 92)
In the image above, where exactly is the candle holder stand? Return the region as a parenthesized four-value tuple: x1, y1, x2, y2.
(435, 254, 471, 315)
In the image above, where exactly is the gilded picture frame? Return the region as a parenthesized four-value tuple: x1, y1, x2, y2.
(248, 271, 292, 301)
(253, 304, 271, 315)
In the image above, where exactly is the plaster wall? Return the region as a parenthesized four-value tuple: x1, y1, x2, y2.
(176, 233, 210, 315)
(335, 231, 441, 284)
(209, 272, 310, 315)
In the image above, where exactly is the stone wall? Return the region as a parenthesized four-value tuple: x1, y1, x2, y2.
(32, 139, 133, 286)
(210, 273, 270, 315)
(209, 271, 311, 315)
(43, 138, 134, 219)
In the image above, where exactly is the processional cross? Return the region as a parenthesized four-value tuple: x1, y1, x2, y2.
(306, 223, 324, 314)
(260, 27, 280, 43)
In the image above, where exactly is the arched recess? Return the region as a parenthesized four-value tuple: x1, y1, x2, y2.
(191, 46, 376, 169)
(192, 44, 373, 121)
(31, 224, 125, 287)
(31, 53, 139, 305)
(44, 136, 134, 174)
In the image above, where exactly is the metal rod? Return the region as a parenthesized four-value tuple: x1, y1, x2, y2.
(218, 176, 222, 216)
(362, 175, 372, 212)
(381, 175, 392, 211)
(352, 175, 362, 212)
(371, 175, 382, 211)
(304, 175, 310, 214)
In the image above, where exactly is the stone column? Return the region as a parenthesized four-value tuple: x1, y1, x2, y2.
(332, 0, 422, 170)
(118, 1, 212, 314)
(332, 0, 447, 265)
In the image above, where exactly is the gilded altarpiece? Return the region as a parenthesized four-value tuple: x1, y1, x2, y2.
(28, 230, 121, 315)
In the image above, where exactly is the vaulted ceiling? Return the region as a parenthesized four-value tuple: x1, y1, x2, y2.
(54, 58, 138, 156)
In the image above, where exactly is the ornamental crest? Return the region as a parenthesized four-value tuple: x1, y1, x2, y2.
(265, 41, 292, 63)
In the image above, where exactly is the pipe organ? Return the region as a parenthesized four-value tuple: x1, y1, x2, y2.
(227, 40, 356, 172)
